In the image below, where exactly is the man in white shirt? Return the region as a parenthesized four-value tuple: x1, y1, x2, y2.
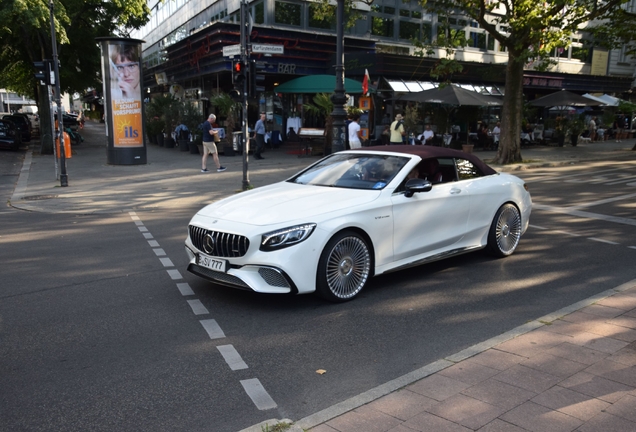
(492, 122, 501, 150)
(348, 114, 363, 149)
(418, 124, 434, 144)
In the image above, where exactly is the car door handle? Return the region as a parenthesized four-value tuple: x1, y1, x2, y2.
(450, 188, 462, 194)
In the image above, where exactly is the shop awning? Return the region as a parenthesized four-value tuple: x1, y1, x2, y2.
(385, 80, 504, 96)
(275, 75, 364, 93)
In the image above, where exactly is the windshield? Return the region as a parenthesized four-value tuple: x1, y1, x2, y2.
(288, 153, 409, 190)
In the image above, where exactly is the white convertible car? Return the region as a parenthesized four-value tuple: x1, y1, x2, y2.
(185, 145, 531, 302)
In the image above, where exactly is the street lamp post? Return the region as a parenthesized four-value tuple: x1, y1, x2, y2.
(330, 0, 348, 154)
(49, 0, 67, 187)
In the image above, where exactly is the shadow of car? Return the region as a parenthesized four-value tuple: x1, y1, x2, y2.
(0, 119, 23, 150)
(2, 115, 31, 142)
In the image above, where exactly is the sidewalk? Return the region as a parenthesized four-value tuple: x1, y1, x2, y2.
(10, 122, 636, 432)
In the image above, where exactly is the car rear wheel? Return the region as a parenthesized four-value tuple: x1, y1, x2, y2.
(316, 231, 371, 302)
(487, 203, 522, 257)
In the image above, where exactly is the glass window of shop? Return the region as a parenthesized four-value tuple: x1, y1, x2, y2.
(275, 1, 302, 26)
(399, 21, 420, 41)
(372, 16, 394, 37)
(253, 2, 265, 24)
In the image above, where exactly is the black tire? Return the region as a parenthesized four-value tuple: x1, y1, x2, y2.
(487, 203, 522, 257)
(316, 230, 372, 302)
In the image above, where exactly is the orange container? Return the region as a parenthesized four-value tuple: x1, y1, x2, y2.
(56, 131, 72, 159)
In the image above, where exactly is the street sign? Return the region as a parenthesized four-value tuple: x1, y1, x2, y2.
(223, 44, 241, 57)
(251, 44, 284, 55)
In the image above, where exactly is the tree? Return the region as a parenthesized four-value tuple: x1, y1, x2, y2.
(426, 0, 636, 163)
(0, 0, 149, 152)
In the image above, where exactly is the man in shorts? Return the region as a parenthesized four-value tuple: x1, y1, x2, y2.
(201, 114, 226, 173)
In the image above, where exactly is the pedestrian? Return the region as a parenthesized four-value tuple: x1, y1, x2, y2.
(588, 116, 597, 142)
(348, 114, 363, 149)
(418, 124, 434, 145)
(390, 114, 406, 145)
(253, 112, 266, 159)
(614, 116, 624, 142)
(491, 121, 501, 150)
(201, 114, 226, 173)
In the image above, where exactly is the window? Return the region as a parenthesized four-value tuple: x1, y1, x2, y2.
(275, 1, 301, 26)
(253, 2, 265, 24)
(456, 159, 481, 180)
(400, 9, 410, 17)
(372, 17, 394, 37)
(400, 21, 420, 40)
(309, 4, 335, 29)
(422, 23, 432, 43)
(412, 10, 422, 19)
(469, 32, 487, 50)
(384, 6, 395, 14)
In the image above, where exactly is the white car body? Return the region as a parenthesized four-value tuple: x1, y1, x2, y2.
(185, 147, 531, 301)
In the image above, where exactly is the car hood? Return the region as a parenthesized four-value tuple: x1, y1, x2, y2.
(196, 182, 381, 226)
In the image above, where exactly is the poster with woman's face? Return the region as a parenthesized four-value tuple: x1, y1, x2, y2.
(108, 43, 143, 147)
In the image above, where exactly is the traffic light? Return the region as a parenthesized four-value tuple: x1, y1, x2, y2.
(232, 60, 246, 87)
(33, 60, 54, 85)
(249, 60, 266, 98)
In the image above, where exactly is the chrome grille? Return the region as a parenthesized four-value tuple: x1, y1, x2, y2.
(189, 225, 250, 258)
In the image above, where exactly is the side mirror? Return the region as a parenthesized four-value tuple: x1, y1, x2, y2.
(404, 178, 432, 197)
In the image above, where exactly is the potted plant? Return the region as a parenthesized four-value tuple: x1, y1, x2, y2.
(303, 93, 333, 154)
(566, 116, 586, 147)
(179, 101, 203, 154)
(145, 94, 180, 147)
(145, 117, 163, 145)
(209, 92, 240, 154)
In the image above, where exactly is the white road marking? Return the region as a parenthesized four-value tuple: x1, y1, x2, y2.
(187, 299, 209, 315)
(533, 204, 636, 227)
(553, 230, 581, 237)
(607, 175, 636, 185)
(628, 246, 636, 250)
(200, 319, 225, 339)
(134, 220, 143, 226)
(130, 215, 140, 221)
(148, 240, 159, 247)
(159, 257, 174, 267)
(167, 269, 182, 280)
(177, 283, 195, 296)
(143, 233, 154, 239)
(138, 226, 148, 232)
(588, 237, 619, 245)
(218, 345, 248, 370)
(153, 248, 166, 257)
(567, 192, 636, 211)
(240, 378, 277, 410)
(529, 224, 548, 230)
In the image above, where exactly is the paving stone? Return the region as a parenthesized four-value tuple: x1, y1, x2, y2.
(579, 321, 636, 342)
(428, 393, 506, 430)
(476, 419, 528, 432)
(495, 330, 567, 358)
(607, 315, 636, 330)
(469, 349, 528, 371)
(402, 411, 472, 432)
(604, 394, 636, 422)
(492, 364, 562, 393)
(406, 374, 471, 402)
(576, 304, 626, 319)
(595, 294, 636, 311)
(585, 360, 636, 387)
(542, 320, 589, 338)
(310, 424, 339, 432)
(575, 411, 636, 432)
(499, 401, 583, 432)
(521, 352, 588, 378)
(546, 342, 608, 365)
(438, 360, 501, 385)
(325, 406, 402, 432)
(531, 385, 610, 421)
(568, 332, 630, 354)
(365, 389, 438, 421)
(607, 345, 636, 366)
(559, 371, 634, 403)
(461, 377, 536, 410)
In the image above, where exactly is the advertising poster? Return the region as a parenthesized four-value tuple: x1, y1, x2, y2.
(108, 43, 143, 147)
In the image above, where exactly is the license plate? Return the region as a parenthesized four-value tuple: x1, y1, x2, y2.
(198, 253, 228, 273)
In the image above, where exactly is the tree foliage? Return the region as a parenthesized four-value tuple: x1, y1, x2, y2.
(425, 0, 636, 163)
(0, 0, 150, 100)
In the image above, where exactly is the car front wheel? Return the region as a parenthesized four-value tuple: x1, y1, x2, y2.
(316, 231, 371, 302)
(487, 203, 522, 257)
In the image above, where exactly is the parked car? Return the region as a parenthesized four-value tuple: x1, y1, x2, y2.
(0, 119, 23, 150)
(2, 115, 31, 142)
(185, 145, 532, 302)
(23, 112, 40, 132)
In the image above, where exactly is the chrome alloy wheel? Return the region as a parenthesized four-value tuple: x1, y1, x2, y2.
(324, 236, 371, 300)
(494, 204, 522, 255)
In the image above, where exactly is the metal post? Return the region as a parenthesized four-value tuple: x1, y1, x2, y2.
(50, 0, 67, 187)
(330, 0, 348, 154)
(240, 0, 251, 190)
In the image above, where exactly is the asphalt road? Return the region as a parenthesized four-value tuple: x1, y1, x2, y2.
(1, 152, 635, 431)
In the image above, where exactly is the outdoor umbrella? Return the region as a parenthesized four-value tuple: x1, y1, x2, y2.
(529, 90, 602, 107)
(397, 85, 503, 106)
(275, 75, 364, 93)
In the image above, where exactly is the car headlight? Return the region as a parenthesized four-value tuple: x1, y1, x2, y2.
(260, 223, 317, 251)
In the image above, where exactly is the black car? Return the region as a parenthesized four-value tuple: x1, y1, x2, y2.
(2, 115, 31, 142)
(0, 119, 23, 150)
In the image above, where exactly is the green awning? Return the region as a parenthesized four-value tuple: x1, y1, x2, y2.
(275, 75, 364, 94)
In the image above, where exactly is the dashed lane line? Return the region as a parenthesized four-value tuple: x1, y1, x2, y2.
(218, 345, 249, 371)
(241, 379, 277, 410)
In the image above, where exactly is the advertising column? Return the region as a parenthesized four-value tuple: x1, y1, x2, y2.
(96, 37, 146, 165)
